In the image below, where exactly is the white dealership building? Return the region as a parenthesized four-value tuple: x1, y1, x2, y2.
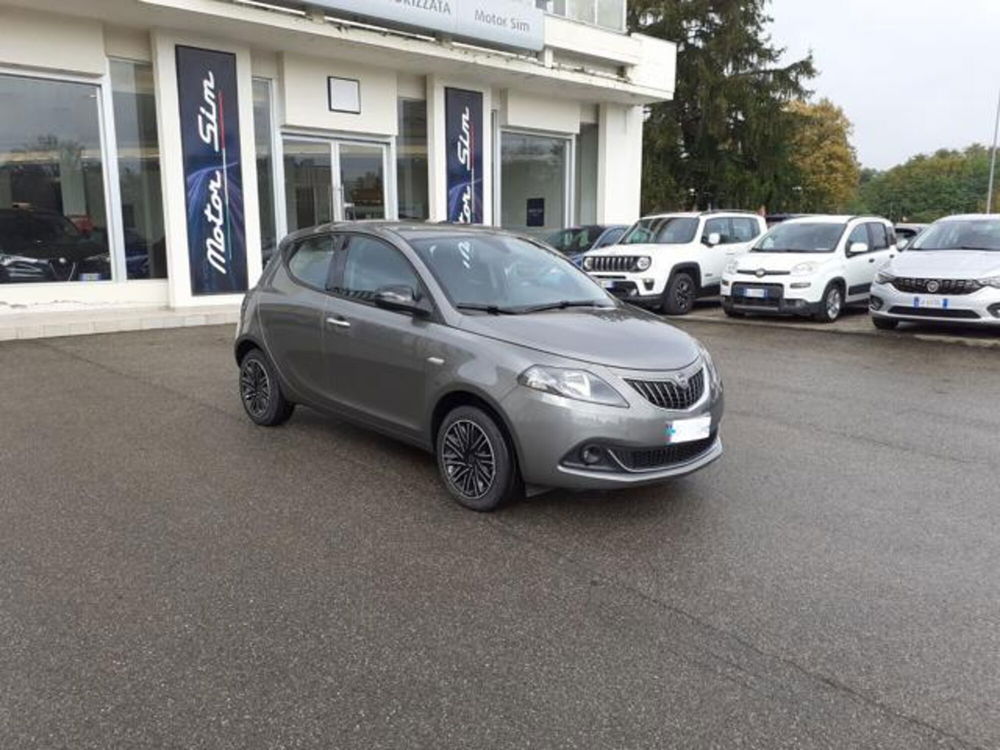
(0, 0, 675, 330)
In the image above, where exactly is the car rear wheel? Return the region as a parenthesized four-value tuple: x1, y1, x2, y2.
(814, 283, 844, 323)
(436, 406, 520, 512)
(872, 316, 899, 330)
(662, 272, 696, 316)
(239, 348, 295, 426)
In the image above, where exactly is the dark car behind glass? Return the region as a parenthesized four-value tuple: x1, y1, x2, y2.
(0, 207, 109, 283)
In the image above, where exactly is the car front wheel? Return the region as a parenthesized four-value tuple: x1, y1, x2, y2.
(814, 283, 844, 323)
(662, 272, 697, 316)
(239, 348, 295, 427)
(436, 406, 521, 512)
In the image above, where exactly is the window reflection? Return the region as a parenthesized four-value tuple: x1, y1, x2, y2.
(111, 60, 167, 280)
(0, 74, 110, 283)
(253, 79, 278, 264)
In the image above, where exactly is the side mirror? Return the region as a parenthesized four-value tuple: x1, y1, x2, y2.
(705, 232, 722, 247)
(373, 285, 428, 316)
(896, 239, 909, 251)
(848, 242, 869, 256)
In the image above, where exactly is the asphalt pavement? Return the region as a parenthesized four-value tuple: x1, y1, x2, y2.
(1, 321, 998, 749)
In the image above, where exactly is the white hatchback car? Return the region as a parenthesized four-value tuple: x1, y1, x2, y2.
(721, 215, 897, 322)
(581, 211, 766, 315)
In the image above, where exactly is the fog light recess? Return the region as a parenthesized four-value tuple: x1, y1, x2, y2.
(581, 445, 605, 466)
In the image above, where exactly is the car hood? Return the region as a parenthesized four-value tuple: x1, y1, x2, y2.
(888, 250, 1000, 278)
(736, 252, 834, 272)
(458, 305, 701, 371)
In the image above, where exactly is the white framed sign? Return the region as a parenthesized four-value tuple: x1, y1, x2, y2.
(328, 76, 361, 114)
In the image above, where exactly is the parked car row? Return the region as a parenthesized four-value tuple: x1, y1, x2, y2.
(575, 210, 1000, 330)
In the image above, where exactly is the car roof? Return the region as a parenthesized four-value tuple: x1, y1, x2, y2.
(781, 215, 889, 225)
(935, 213, 1000, 222)
(638, 210, 760, 220)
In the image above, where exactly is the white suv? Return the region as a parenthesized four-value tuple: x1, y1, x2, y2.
(580, 211, 766, 315)
(721, 215, 897, 322)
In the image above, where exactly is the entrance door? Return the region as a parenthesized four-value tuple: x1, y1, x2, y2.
(283, 138, 389, 234)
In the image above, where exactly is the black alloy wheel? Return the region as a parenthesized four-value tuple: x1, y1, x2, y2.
(239, 349, 295, 426)
(663, 272, 696, 315)
(436, 406, 521, 511)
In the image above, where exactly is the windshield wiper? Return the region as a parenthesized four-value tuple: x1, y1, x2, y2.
(955, 245, 1000, 252)
(455, 303, 520, 315)
(515, 300, 609, 313)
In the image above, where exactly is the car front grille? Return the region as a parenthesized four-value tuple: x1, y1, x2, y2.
(625, 369, 705, 410)
(588, 256, 641, 273)
(887, 306, 981, 319)
(890, 278, 982, 295)
(610, 434, 716, 472)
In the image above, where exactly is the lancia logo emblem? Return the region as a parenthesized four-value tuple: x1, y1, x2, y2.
(755, 269, 766, 278)
(926, 280, 940, 293)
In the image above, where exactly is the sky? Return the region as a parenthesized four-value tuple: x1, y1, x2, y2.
(767, 0, 1000, 170)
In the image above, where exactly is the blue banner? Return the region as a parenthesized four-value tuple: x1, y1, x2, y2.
(176, 46, 248, 295)
(445, 88, 484, 224)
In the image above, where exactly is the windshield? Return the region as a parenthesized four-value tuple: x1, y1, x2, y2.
(752, 222, 846, 253)
(408, 233, 614, 313)
(545, 227, 603, 254)
(620, 217, 698, 245)
(909, 219, 1000, 251)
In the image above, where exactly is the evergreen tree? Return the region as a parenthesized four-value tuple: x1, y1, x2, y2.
(629, 0, 816, 213)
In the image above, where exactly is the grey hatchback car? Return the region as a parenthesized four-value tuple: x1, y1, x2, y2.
(235, 223, 724, 511)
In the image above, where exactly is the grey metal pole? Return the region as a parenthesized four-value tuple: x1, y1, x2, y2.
(988, 88, 1000, 214)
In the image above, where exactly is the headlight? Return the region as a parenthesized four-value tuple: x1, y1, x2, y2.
(724, 260, 739, 275)
(518, 366, 628, 408)
(697, 342, 722, 394)
(791, 262, 819, 276)
(875, 269, 896, 285)
(980, 276, 1000, 289)
(582, 256, 594, 271)
(635, 256, 651, 272)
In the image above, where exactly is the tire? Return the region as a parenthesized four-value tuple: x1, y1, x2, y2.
(239, 348, 295, 427)
(662, 272, 697, 316)
(872, 316, 899, 331)
(813, 282, 844, 323)
(436, 406, 521, 512)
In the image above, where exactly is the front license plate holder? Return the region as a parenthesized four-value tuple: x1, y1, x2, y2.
(742, 287, 767, 299)
(601, 279, 617, 290)
(667, 416, 712, 444)
(913, 297, 949, 309)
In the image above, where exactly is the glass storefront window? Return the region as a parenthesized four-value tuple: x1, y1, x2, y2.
(339, 143, 386, 221)
(575, 123, 598, 226)
(535, 0, 626, 31)
(0, 74, 110, 284)
(283, 140, 333, 234)
(253, 79, 278, 264)
(397, 98, 428, 220)
(501, 132, 569, 236)
(111, 60, 166, 280)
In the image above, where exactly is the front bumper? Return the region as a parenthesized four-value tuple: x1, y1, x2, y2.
(590, 274, 664, 306)
(501, 364, 724, 491)
(870, 282, 1000, 325)
(721, 278, 822, 317)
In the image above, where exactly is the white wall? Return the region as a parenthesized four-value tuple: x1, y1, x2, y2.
(0, 7, 105, 76)
(596, 102, 644, 225)
(281, 53, 397, 137)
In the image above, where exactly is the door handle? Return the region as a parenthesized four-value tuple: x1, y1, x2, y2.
(869, 258, 876, 263)
(326, 317, 351, 329)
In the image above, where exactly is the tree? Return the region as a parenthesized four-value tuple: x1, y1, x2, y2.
(787, 99, 860, 213)
(855, 146, 992, 222)
(628, 0, 816, 213)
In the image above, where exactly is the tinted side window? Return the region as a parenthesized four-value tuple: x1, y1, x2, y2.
(732, 218, 760, 242)
(287, 235, 336, 289)
(337, 236, 420, 302)
(703, 217, 733, 244)
(868, 222, 889, 250)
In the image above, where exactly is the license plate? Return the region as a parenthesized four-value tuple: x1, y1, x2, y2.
(666, 416, 712, 445)
(601, 280, 617, 290)
(741, 288, 767, 299)
(913, 297, 949, 309)
(79, 273, 103, 282)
